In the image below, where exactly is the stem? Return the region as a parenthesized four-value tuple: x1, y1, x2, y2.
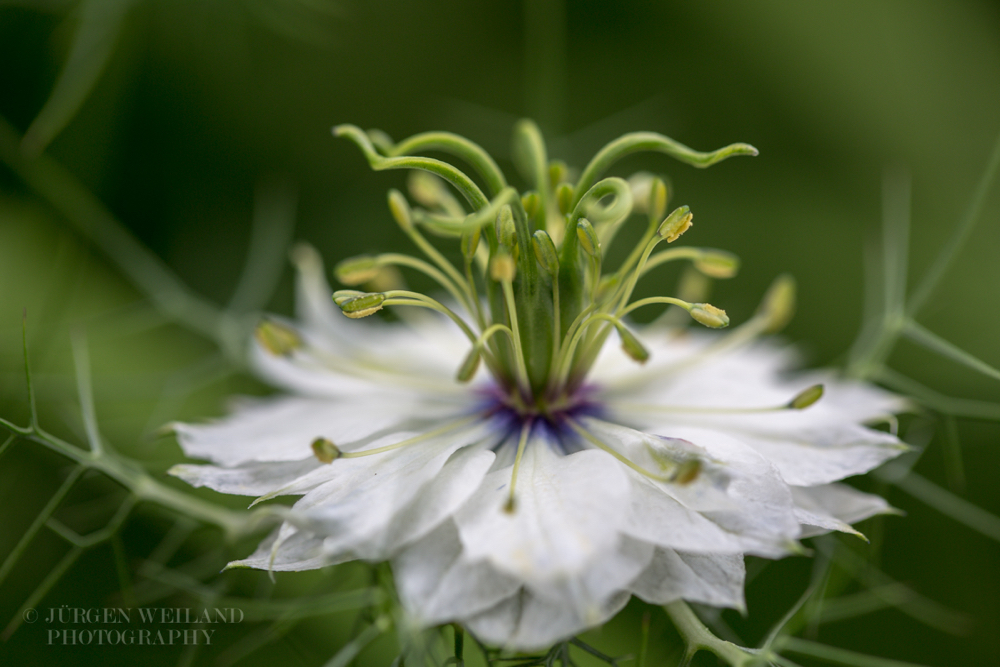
(0, 421, 273, 541)
(907, 127, 1000, 316)
(663, 601, 757, 666)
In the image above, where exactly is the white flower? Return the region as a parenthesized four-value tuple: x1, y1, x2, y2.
(169, 124, 907, 650)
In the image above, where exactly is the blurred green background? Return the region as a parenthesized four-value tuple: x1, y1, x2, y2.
(1, 0, 998, 665)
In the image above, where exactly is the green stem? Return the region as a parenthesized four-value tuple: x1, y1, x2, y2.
(663, 601, 757, 666)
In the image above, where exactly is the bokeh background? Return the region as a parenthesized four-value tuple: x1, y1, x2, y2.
(1, 1, 999, 665)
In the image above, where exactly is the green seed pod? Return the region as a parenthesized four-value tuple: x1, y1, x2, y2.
(532, 230, 559, 276)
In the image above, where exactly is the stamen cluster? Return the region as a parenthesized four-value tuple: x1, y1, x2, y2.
(331, 121, 756, 420)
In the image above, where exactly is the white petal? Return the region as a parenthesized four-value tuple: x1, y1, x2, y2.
(630, 549, 745, 610)
(172, 395, 449, 466)
(226, 525, 336, 572)
(455, 434, 631, 586)
(598, 334, 908, 486)
(725, 424, 905, 487)
(791, 483, 895, 538)
(168, 458, 319, 497)
(291, 421, 498, 561)
(581, 418, 801, 557)
(375, 445, 496, 556)
(464, 587, 632, 651)
(394, 520, 521, 624)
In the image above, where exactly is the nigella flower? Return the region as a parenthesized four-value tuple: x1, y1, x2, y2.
(169, 122, 907, 649)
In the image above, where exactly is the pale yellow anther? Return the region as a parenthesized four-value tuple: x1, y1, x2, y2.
(548, 160, 568, 188)
(521, 191, 541, 219)
(490, 254, 516, 282)
(532, 230, 559, 276)
(757, 274, 796, 333)
(556, 182, 574, 216)
(672, 459, 702, 485)
(694, 251, 740, 279)
(498, 205, 517, 248)
(335, 256, 381, 286)
(339, 293, 387, 319)
(311, 437, 340, 464)
(333, 290, 365, 306)
(461, 226, 482, 261)
(690, 303, 730, 328)
(407, 171, 462, 216)
(455, 347, 482, 383)
(387, 189, 413, 232)
(650, 177, 669, 222)
(616, 324, 650, 364)
(789, 384, 824, 410)
(658, 205, 693, 242)
(254, 320, 301, 357)
(576, 219, 601, 258)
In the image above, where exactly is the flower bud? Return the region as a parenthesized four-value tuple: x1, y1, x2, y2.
(311, 437, 341, 464)
(335, 255, 381, 286)
(254, 320, 301, 357)
(455, 347, 481, 382)
(490, 253, 516, 282)
(789, 384, 824, 410)
(657, 205, 693, 242)
(339, 292, 387, 319)
(694, 250, 740, 279)
(690, 303, 729, 328)
(556, 182, 574, 216)
(757, 274, 796, 333)
(532, 230, 559, 276)
(387, 189, 413, 232)
(576, 219, 601, 258)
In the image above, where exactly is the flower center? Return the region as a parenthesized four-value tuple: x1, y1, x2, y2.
(329, 121, 754, 408)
